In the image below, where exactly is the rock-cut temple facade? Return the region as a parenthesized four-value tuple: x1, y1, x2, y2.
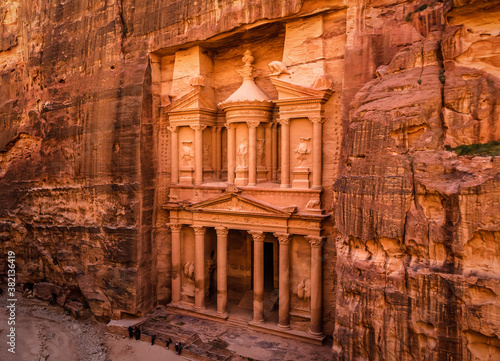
(1, 0, 499, 359)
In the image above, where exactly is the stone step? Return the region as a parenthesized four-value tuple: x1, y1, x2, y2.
(226, 315, 249, 328)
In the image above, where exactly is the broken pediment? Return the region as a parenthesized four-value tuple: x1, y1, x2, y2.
(270, 77, 333, 102)
(166, 86, 219, 114)
(187, 193, 296, 217)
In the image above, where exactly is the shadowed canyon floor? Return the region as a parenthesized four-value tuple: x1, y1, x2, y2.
(0, 289, 332, 360)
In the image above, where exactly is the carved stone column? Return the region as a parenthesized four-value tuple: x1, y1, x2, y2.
(191, 125, 207, 184)
(249, 231, 265, 323)
(247, 121, 259, 186)
(215, 227, 229, 316)
(265, 123, 272, 180)
(169, 223, 182, 303)
(305, 236, 324, 336)
(227, 123, 236, 184)
(216, 126, 222, 179)
(272, 121, 278, 181)
(275, 233, 291, 330)
(310, 116, 324, 190)
(168, 126, 179, 184)
(211, 126, 217, 177)
(193, 226, 207, 310)
(278, 118, 290, 188)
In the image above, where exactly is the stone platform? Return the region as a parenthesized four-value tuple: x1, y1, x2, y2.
(107, 306, 332, 361)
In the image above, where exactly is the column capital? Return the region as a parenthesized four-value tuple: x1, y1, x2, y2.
(274, 233, 290, 244)
(215, 227, 229, 237)
(192, 225, 206, 235)
(246, 120, 260, 128)
(190, 124, 207, 131)
(277, 117, 290, 126)
(309, 116, 325, 124)
(249, 231, 265, 242)
(305, 236, 324, 247)
(167, 125, 179, 132)
(168, 223, 182, 232)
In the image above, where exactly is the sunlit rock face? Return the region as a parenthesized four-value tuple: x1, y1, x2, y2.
(0, 0, 499, 359)
(333, 0, 500, 360)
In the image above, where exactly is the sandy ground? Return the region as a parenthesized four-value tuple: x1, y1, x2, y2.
(0, 289, 184, 361)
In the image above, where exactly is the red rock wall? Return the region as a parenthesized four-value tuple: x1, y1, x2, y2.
(0, 0, 304, 318)
(333, 0, 500, 359)
(1, 0, 499, 359)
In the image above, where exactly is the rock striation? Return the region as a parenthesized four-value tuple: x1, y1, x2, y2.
(0, 0, 499, 359)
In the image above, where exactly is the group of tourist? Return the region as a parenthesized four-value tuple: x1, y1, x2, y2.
(127, 326, 183, 355)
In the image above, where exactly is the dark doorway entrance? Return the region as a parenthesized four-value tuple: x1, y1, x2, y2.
(264, 242, 274, 291)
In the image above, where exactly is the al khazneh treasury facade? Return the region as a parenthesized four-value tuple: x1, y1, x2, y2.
(155, 14, 343, 343)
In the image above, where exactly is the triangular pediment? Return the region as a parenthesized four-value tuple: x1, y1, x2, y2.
(167, 87, 218, 113)
(270, 78, 332, 101)
(188, 193, 295, 217)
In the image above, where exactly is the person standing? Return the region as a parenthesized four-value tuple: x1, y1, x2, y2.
(166, 337, 172, 349)
(128, 326, 133, 339)
(151, 332, 156, 345)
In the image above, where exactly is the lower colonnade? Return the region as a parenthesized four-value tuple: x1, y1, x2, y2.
(167, 223, 325, 339)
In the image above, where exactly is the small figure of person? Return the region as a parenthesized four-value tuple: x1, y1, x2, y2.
(151, 332, 156, 345)
(177, 342, 183, 355)
(174, 342, 179, 353)
(166, 337, 172, 349)
(128, 326, 134, 339)
(134, 326, 141, 340)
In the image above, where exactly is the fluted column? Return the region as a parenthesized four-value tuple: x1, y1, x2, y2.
(278, 118, 290, 188)
(227, 123, 236, 184)
(249, 231, 265, 323)
(310, 116, 324, 190)
(168, 126, 179, 184)
(272, 121, 278, 181)
(275, 233, 291, 330)
(215, 227, 229, 316)
(193, 226, 206, 310)
(191, 125, 207, 184)
(247, 121, 259, 186)
(169, 223, 182, 303)
(305, 236, 324, 336)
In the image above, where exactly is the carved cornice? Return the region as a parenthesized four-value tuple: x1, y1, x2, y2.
(274, 233, 290, 244)
(305, 236, 324, 247)
(248, 231, 265, 242)
(192, 225, 206, 235)
(215, 227, 229, 237)
(168, 223, 182, 232)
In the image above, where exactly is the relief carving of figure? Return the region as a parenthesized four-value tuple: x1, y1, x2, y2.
(181, 141, 194, 167)
(183, 261, 195, 280)
(257, 139, 265, 167)
(297, 278, 311, 300)
(203, 143, 211, 164)
(237, 139, 248, 168)
(293, 137, 310, 167)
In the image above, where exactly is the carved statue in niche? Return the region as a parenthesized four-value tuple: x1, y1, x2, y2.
(203, 143, 211, 165)
(181, 141, 194, 167)
(293, 137, 310, 167)
(183, 262, 195, 280)
(297, 278, 311, 300)
(237, 139, 248, 168)
(257, 139, 265, 167)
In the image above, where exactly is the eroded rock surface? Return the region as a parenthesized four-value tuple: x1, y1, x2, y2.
(0, 0, 498, 360)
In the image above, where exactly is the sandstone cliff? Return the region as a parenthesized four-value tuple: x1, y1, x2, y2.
(0, 0, 499, 359)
